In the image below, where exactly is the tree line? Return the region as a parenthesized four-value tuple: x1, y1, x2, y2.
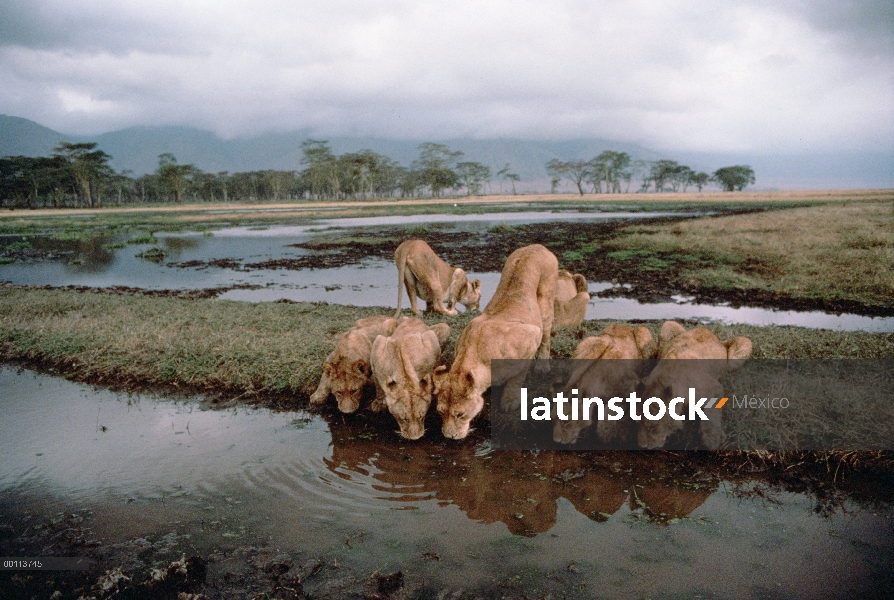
(546, 151, 755, 194)
(0, 140, 755, 208)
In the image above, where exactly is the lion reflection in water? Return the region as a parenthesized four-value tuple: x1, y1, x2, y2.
(323, 414, 716, 535)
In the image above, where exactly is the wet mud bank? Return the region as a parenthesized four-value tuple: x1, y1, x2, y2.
(160, 216, 892, 318)
(0, 281, 263, 300)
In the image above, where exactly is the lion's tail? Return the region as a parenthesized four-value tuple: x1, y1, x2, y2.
(394, 248, 407, 317)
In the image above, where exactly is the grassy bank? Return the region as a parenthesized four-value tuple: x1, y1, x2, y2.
(2, 285, 891, 402)
(557, 200, 894, 313)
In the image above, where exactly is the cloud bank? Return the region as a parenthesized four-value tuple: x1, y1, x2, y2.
(1, 0, 891, 153)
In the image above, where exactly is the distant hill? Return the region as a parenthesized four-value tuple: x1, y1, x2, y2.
(0, 115, 665, 180)
(1, 115, 891, 189)
(0, 114, 72, 157)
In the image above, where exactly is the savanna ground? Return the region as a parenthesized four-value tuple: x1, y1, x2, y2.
(1, 190, 893, 599)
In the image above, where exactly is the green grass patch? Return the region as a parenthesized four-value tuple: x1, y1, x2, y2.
(0, 257, 15, 265)
(3, 241, 32, 252)
(488, 223, 518, 234)
(135, 247, 166, 262)
(405, 224, 430, 235)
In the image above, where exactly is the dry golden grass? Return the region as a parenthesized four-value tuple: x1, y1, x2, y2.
(1, 189, 891, 219)
(607, 201, 894, 308)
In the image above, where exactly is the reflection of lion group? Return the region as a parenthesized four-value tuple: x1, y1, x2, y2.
(311, 238, 752, 448)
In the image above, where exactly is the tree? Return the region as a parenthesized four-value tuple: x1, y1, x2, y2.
(414, 143, 462, 197)
(397, 166, 421, 198)
(631, 160, 653, 192)
(264, 170, 297, 201)
(456, 161, 490, 196)
(649, 160, 684, 193)
(299, 139, 338, 199)
(339, 150, 399, 199)
(690, 171, 710, 192)
(546, 159, 590, 195)
(545, 159, 564, 193)
(52, 142, 113, 207)
(156, 153, 198, 203)
(590, 150, 630, 193)
(713, 165, 755, 191)
(496, 163, 520, 195)
(672, 165, 694, 192)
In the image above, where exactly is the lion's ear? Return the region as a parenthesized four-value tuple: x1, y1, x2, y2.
(659, 321, 685, 344)
(429, 323, 450, 347)
(725, 336, 753, 361)
(471, 279, 481, 291)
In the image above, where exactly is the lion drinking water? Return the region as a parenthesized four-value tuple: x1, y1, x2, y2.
(433, 244, 559, 440)
(394, 239, 481, 317)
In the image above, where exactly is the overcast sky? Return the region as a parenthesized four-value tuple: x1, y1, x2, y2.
(1, 1, 891, 153)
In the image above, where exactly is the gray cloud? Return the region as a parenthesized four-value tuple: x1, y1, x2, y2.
(0, 0, 891, 153)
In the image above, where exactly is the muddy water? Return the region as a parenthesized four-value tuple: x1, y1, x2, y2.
(2, 211, 893, 332)
(1, 366, 891, 597)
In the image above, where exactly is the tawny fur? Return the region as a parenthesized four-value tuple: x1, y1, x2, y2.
(433, 244, 559, 440)
(309, 315, 400, 413)
(553, 270, 590, 329)
(637, 321, 753, 450)
(394, 240, 481, 317)
(370, 318, 450, 440)
(553, 324, 656, 445)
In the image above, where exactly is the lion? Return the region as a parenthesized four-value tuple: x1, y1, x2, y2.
(370, 318, 450, 440)
(309, 315, 400, 413)
(553, 269, 590, 329)
(637, 321, 753, 450)
(553, 324, 656, 445)
(433, 244, 558, 440)
(394, 239, 482, 317)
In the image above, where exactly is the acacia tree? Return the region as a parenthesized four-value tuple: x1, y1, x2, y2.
(300, 139, 339, 199)
(456, 161, 490, 196)
(671, 165, 694, 192)
(52, 142, 113, 207)
(648, 160, 684, 193)
(263, 170, 297, 201)
(546, 159, 590, 195)
(713, 165, 755, 191)
(589, 150, 630, 193)
(397, 166, 421, 198)
(156, 153, 198, 203)
(496, 163, 520, 195)
(690, 171, 710, 192)
(413, 143, 462, 197)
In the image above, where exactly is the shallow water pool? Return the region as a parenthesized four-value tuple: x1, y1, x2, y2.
(1, 367, 891, 597)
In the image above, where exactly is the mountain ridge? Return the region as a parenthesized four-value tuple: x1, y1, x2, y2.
(1, 114, 891, 189)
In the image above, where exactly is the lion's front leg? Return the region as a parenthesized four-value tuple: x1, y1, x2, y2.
(424, 279, 457, 316)
(309, 369, 331, 405)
